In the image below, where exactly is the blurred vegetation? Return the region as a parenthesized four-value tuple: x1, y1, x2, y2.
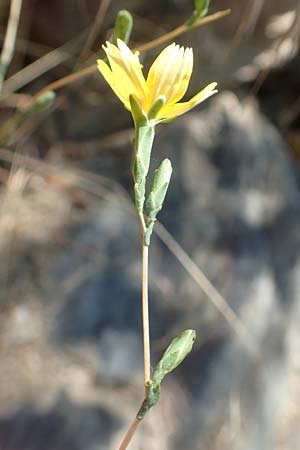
(0, 1, 300, 450)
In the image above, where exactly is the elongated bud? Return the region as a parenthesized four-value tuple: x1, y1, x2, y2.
(152, 330, 196, 385)
(129, 94, 147, 127)
(113, 10, 133, 45)
(148, 96, 166, 120)
(146, 158, 172, 216)
(136, 330, 195, 420)
(144, 158, 172, 245)
(186, 0, 211, 25)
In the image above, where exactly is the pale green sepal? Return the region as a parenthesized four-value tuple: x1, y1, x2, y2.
(152, 329, 196, 385)
(144, 158, 172, 245)
(158, 117, 176, 124)
(113, 10, 133, 45)
(131, 121, 155, 214)
(129, 94, 147, 127)
(148, 96, 166, 120)
(186, 0, 211, 25)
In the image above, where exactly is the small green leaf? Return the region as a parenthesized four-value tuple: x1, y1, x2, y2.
(152, 329, 196, 385)
(146, 159, 172, 216)
(131, 116, 155, 214)
(131, 123, 155, 184)
(195, 0, 211, 16)
(113, 10, 133, 45)
(136, 331, 196, 420)
(0, 91, 56, 146)
(186, 0, 211, 25)
(144, 158, 172, 245)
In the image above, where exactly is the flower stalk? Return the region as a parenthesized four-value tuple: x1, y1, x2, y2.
(97, 37, 217, 450)
(141, 241, 150, 387)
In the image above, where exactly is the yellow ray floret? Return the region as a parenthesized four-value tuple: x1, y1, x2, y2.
(97, 39, 218, 121)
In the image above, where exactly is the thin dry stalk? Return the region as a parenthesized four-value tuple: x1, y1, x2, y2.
(118, 417, 140, 450)
(155, 222, 258, 357)
(142, 243, 151, 386)
(0, 0, 23, 92)
(228, 0, 264, 56)
(0, 31, 80, 67)
(78, 0, 111, 62)
(139, 214, 151, 388)
(1, 28, 88, 96)
(136, 8, 231, 53)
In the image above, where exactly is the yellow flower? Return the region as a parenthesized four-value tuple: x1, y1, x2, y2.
(97, 40, 218, 122)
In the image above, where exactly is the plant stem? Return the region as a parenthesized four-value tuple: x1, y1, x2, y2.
(0, 0, 23, 92)
(118, 417, 141, 450)
(139, 214, 151, 389)
(142, 242, 150, 387)
(117, 214, 150, 450)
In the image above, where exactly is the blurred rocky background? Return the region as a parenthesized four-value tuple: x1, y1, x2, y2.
(0, 0, 300, 449)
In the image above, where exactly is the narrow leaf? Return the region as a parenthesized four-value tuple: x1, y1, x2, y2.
(113, 10, 133, 45)
(131, 118, 155, 214)
(152, 329, 196, 385)
(144, 158, 172, 245)
(195, 0, 211, 17)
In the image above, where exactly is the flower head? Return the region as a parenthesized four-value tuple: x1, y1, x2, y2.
(97, 40, 217, 122)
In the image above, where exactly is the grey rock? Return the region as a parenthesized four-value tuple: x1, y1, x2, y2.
(1, 92, 300, 450)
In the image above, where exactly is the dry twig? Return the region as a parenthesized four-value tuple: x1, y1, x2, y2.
(0, 0, 23, 92)
(1, 28, 89, 96)
(78, 0, 111, 62)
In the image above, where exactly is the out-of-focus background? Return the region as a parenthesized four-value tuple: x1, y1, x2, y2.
(0, 1, 300, 449)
